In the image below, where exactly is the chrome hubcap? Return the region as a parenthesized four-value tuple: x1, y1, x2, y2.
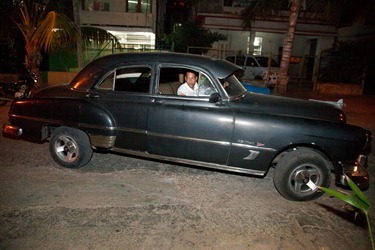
(289, 165, 322, 193)
(54, 135, 78, 162)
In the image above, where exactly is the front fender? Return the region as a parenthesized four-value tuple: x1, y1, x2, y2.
(231, 111, 370, 172)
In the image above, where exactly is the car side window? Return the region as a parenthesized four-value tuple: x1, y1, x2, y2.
(235, 56, 245, 66)
(97, 71, 115, 90)
(97, 66, 151, 93)
(157, 67, 184, 95)
(197, 73, 216, 97)
(157, 67, 216, 98)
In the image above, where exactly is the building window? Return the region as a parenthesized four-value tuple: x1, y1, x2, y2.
(83, 0, 110, 11)
(126, 0, 151, 13)
(253, 37, 262, 55)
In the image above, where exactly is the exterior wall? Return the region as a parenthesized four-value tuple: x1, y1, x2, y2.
(0, 74, 20, 83)
(0, 72, 76, 86)
(212, 30, 250, 54)
(80, 0, 154, 26)
(338, 25, 375, 42)
(79, 0, 157, 40)
(80, 11, 153, 28)
(252, 32, 284, 56)
(337, 25, 375, 95)
(195, 0, 338, 82)
(47, 72, 77, 86)
(315, 82, 363, 95)
(49, 0, 158, 72)
(197, 14, 337, 56)
(197, 1, 223, 13)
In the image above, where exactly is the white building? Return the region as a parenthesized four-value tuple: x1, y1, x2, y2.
(193, 0, 339, 81)
(79, 0, 159, 51)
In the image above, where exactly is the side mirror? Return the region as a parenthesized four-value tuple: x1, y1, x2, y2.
(209, 92, 221, 103)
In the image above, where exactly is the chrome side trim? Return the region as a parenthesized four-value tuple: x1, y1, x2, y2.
(79, 123, 116, 131)
(64, 123, 144, 134)
(9, 114, 116, 131)
(147, 131, 231, 146)
(232, 142, 277, 152)
(10, 114, 73, 126)
(111, 147, 266, 176)
(89, 135, 116, 148)
(116, 127, 147, 134)
(10, 115, 231, 147)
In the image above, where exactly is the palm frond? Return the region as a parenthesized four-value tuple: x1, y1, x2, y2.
(320, 186, 370, 213)
(32, 11, 80, 51)
(241, 0, 290, 30)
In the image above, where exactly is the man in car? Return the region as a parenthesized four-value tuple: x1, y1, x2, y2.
(177, 71, 198, 96)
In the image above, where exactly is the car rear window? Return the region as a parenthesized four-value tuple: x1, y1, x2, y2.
(97, 66, 151, 93)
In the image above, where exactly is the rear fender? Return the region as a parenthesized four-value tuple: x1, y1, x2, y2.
(79, 101, 116, 149)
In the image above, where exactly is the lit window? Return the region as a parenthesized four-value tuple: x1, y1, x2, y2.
(127, 0, 151, 13)
(253, 37, 262, 55)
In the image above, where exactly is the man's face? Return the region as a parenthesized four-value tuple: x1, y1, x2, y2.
(185, 72, 197, 89)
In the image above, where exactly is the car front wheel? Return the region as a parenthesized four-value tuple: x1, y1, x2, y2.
(49, 127, 93, 168)
(273, 148, 331, 201)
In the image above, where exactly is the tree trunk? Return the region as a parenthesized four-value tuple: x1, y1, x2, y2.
(276, 0, 302, 95)
(72, 0, 84, 70)
(25, 45, 44, 87)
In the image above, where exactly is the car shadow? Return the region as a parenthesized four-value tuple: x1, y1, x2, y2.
(317, 202, 368, 229)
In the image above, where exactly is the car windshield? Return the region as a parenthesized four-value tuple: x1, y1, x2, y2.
(255, 57, 279, 67)
(220, 74, 247, 98)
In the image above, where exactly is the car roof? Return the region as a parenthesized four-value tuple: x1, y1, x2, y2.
(70, 52, 241, 90)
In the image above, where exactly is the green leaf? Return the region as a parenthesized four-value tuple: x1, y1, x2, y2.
(319, 187, 369, 213)
(346, 175, 370, 206)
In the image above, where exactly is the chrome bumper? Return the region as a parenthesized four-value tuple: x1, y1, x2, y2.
(2, 123, 23, 137)
(336, 155, 369, 190)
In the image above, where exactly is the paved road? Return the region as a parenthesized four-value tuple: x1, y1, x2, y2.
(0, 94, 374, 250)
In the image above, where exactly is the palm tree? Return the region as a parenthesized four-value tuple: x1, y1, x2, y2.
(5, 0, 80, 86)
(241, 0, 373, 94)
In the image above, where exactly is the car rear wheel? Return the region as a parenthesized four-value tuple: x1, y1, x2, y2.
(49, 127, 93, 168)
(273, 148, 331, 201)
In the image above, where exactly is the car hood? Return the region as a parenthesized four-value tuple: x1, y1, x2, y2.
(232, 92, 346, 123)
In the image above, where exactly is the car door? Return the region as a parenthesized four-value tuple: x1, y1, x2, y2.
(90, 65, 152, 151)
(243, 56, 258, 80)
(147, 66, 234, 165)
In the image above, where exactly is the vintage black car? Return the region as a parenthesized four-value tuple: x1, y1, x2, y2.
(2, 52, 372, 201)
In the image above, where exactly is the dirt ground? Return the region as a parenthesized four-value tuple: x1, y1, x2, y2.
(0, 91, 374, 250)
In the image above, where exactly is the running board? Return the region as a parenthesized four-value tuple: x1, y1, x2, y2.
(111, 147, 266, 176)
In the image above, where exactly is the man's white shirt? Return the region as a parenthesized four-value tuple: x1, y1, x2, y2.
(177, 82, 198, 96)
